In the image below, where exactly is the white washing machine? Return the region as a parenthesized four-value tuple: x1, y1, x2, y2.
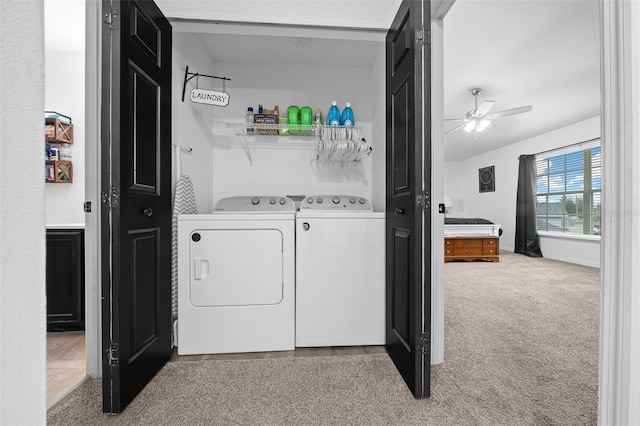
(295, 195, 386, 347)
(177, 196, 295, 355)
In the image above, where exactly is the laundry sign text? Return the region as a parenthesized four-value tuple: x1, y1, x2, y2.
(190, 88, 230, 107)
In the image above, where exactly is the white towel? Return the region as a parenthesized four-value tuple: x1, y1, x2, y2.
(171, 175, 197, 346)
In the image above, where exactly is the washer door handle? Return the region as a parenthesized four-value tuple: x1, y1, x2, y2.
(302, 222, 310, 231)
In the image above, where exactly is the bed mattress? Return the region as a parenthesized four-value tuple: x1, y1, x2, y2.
(444, 218, 502, 237)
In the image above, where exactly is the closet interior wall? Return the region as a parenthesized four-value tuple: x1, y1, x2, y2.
(171, 23, 387, 212)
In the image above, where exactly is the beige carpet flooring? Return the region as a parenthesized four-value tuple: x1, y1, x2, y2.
(47, 251, 599, 425)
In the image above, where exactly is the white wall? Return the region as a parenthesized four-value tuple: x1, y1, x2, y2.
(444, 115, 601, 267)
(371, 42, 387, 212)
(172, 34, 218, 214)
(45, 50, 85, 225)
(173, 32, 384, 211)
(0, 0, 47, 424)
(430, 17, 446, 365)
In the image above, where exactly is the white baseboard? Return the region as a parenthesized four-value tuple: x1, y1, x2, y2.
(500, 246, 599, 269)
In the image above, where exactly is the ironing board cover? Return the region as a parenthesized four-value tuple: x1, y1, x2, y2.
(171, 175, 197, 345)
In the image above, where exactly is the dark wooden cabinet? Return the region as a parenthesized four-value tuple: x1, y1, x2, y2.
(46, 229, 84, 331)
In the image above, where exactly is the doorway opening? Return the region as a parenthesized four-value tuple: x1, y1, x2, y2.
(44, 0, 88, 409)
(441, 0, 601, 421)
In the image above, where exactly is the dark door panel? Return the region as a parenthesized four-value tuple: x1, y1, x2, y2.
(385, 0, 432, 399)
(391, 72, 412, 195)
(128, 228, 160, 358)
(392, 228, 411, 348)
(102, 0, 172, 414)
(130, 5, 161, 63)
(128, 64, 160, 193)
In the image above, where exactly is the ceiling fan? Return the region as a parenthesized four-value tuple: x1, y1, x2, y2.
(445, 88, 532, 135)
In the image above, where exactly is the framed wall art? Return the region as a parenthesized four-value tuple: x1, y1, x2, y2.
(479, 165, 495, 193)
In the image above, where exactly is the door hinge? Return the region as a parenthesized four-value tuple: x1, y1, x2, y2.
(416, 27, 430, 46)
(416, 191, 431, 210)
(416, 333, 430, 354)
(102, 187, 120, 210)
(83, 201, 92, 213)
(104, 9, 119, 30)
(106, 343, 119, 366)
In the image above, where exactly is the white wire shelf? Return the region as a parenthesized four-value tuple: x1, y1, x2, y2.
(225, 122, 364, 137)
(224, 122, 371, 163)
(226, 122, 317, 137)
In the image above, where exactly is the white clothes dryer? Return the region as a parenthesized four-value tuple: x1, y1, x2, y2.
(177, 196, 295, 355)
(295, 195, 385, 347)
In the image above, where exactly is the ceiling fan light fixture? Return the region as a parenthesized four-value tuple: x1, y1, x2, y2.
(463, 120, 476, 133)
(476, 119, 491, 132)
(445, 88, 532, 135)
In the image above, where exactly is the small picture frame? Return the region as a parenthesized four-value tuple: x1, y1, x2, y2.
(479, 166, 495, 193)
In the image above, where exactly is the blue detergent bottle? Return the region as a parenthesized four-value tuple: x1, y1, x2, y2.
(341, 102, 355, 126)
(327, 101, 341, 126)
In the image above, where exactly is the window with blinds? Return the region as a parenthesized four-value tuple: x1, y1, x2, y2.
(535, 144, 601, 236)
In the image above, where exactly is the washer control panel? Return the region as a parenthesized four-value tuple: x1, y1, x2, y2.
(300, 195, 373, 212)
(214, 196, 295, 212)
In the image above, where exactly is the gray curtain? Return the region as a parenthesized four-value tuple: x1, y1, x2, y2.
(515, 155, 543, 257)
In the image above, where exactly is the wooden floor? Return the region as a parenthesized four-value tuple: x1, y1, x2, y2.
(47, 331, 86, 410)
(170, 345, 387, 363)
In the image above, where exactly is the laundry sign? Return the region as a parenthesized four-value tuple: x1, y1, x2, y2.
(190, 88, 230, 107)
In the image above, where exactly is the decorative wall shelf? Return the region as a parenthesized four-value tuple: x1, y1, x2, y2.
(45, 118, 74, 144)
(45, 112, 75, 183)
(46, 160, 73, 183)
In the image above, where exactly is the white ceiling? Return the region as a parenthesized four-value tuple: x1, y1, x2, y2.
(156, 0, 402, 29)
(197, 34, 381, 68)
(443, 0, 601, 161)
(183, 25, 384, 68)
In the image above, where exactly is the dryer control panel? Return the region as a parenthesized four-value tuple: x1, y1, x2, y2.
(300, 195, 372, 212)
(215, 196, 295, 212)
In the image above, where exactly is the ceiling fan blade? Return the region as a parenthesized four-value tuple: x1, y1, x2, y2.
(485, 105, 532, 120)
(444, 123, 466, 134)
(474, 100, 495, 118)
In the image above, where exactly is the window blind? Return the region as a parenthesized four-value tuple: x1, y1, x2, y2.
(535, 145, 601, 236)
